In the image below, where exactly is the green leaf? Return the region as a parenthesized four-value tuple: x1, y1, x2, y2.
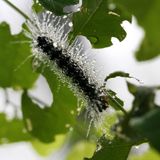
(127, 82, 157, 117)
(67, 141, 96, 160)
(105, 71, 131, 82)
(116, 83, 160, 145)
(22, 91, 58, 143)
(86, 137, 132, 160)
(71, 0, 130, 48)
(22, 68, 77, 143)
(32, 134, 66, 156)
(0, 23, 38, 88)
(0, 113, 31, 143)
(127, 82, 138, 95)
(130, 108, 160, 152)
(112, 0, 160, 60)
(38, 0, 79, 15)
(106, 90, 124, 111)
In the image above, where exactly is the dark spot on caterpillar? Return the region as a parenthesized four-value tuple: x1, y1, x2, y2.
(37, 36, 108, 112)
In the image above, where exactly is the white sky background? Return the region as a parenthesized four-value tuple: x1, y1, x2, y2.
(0, 0, 160, 159)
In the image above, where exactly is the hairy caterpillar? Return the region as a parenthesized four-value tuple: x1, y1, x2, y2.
(26, 11, 108, 122)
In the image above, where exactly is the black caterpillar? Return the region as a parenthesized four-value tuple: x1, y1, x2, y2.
(26, 11, 108, 117)
(37, 36, 108, 113)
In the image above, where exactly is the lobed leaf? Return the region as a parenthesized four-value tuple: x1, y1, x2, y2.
(22, 68, 77, 143)
(112, 0, 160, 60)
(0, 23, 38, 89)
(71, 0, 130, 48)
(0, 113, 31, 143)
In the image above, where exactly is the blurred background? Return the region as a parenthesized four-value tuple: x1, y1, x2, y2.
(1, 0, 160, 159)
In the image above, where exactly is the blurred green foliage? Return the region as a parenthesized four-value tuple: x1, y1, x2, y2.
(0, 23, 38, 88)
(112, 0, 160, 60)
(71, 0, 130, 48)
(0, 0, 160, 160)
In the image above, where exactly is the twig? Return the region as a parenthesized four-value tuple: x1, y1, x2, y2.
(3, 0, 29, 20)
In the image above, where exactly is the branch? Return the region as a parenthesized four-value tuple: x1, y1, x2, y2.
(3, 0, 29, 20)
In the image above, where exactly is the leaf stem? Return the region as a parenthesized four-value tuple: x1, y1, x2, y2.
(3, 0, 29, 20)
